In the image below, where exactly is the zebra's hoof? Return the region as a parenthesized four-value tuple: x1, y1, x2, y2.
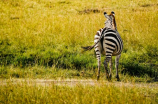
(115, 75, 120, 81)
(109, 74, 112, 79)
(97, 76, 100, 81)
(106, 76, 111, 81)
(117, 78, 120, 81)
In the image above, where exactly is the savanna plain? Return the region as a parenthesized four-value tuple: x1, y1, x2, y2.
(0, 0, 158, 103)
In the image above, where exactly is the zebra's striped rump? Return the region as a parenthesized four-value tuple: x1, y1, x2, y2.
(93, 28, 123, 57)
(103, 29, 123, 56)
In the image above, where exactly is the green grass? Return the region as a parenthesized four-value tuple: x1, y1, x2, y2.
(0, 0, 158, 103)
(0, 65, 96, 79)
(0, 65, 155, 83)
(0, 0, 158, 68)
(0, 0, 158, 77)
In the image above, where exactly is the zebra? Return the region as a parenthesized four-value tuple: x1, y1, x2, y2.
(82, 11, 123, 81)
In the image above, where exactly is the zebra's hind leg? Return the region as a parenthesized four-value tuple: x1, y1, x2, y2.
(109, 57, 112, 80)
(115, 54, 121, 81)
(96, 52, 101, 80)
(95, 42, 101, 80)
(103, 57, 111, 80)
(97, 59, 101, 80)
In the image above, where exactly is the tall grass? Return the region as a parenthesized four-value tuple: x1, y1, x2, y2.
(0, 0, 158, 103)
(0, 80, 158, 104)
(0, 0, 158, 77)
(0, 65, 96, 79)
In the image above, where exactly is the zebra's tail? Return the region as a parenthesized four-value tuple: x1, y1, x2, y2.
(81, 34, 102, 52)
(81, 28, 106, 52)
(81, 45, 95, 52)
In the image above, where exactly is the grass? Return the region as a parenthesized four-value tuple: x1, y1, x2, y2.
(0, 65, 156, 83)
(0, 0, 158, 68)
(0, 65, 95, 79)
(0, 0, 158, 103)
(0, 79, 158, 104)
(0, 0, 158, 77)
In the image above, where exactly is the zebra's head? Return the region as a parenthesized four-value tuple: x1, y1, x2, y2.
(104, 11, 117, 30)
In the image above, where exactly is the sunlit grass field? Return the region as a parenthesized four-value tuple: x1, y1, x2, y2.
(0, 0, 158, 78)
(0, 79, 158, 104)
(0, 0, 158, 76)
(0, 0, 158, 103)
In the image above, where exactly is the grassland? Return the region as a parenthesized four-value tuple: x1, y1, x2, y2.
(0, 0, 158, 103)
(0, 0, 158, 78)
(0, 79, 158, 104)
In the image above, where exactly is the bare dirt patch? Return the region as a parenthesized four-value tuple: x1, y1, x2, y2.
(0, 79, 158, 88)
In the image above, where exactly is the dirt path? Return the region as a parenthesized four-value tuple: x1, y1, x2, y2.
(0, 78, 158, 88)
(0, 79, 97, 86)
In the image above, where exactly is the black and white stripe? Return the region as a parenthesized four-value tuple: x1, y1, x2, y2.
(82, 11, 123, 81)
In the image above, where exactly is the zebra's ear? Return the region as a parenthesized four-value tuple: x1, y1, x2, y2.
(104, 12, 108, 18)
(111, 11, 115, 16)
